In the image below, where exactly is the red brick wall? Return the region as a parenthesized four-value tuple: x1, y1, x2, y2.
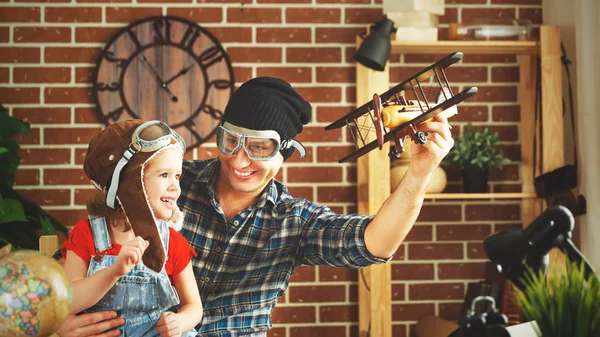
(0, 0, 541, 336)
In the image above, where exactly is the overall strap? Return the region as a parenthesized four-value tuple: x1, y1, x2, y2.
(156, 219, 170, 255)
(88, 215, 112, 253)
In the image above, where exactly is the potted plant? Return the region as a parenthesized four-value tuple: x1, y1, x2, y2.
(0, 104, 68, 250)
(445, 123, 510, 192)
(515, 260, 600, 337)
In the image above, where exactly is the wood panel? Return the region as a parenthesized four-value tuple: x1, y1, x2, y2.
(39, 235, 59, 257)
(356, 36, 392, 337)
(425, 192, 536, 199)
(539, 26, 567, 275)
(390, 40, 538, 55)
(540, 26, 564, 173)
(519, 54, 543, 228)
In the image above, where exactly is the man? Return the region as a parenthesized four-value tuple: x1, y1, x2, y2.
(57, 77, 454, 336)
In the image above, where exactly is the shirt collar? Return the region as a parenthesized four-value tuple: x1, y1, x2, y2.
(256, 178, 278, 207)
(194, 158, 219, 196)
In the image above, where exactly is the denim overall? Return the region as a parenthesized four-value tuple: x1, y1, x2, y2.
(86, 216, 197, 337)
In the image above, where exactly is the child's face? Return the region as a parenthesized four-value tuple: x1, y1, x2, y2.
(143, 147, 183, 221)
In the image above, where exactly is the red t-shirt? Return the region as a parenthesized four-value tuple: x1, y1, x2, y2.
(62, 219, 197, 284)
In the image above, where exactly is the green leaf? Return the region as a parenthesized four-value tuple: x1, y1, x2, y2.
(516, 260, 600, 337)
(0, 198, 28, 224)
(447, 122, 510, 170)
(39, 215, 56, 235)
(0, 106, 30, 139)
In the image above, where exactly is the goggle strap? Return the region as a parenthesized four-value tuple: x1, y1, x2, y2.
(105, 147, 137, 209)
(282, 139, 306, 158)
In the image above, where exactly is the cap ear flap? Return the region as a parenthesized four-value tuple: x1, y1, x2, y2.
(118, 159, 166, 273)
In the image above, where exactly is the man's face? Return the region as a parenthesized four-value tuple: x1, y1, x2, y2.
(217, 145, 284, 197)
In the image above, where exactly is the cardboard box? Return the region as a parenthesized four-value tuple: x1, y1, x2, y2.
(394, 26, 438, 41)
(383, 0, 445, 16)
(387, 11, 439, 28)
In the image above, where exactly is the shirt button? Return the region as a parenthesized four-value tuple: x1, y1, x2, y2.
(204, 277, 210, 283)
(215, 246, 222, 253)
(233, 220, 239, 225)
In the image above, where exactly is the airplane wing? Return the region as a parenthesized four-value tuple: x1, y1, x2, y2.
(336, 86, 478, 163)
(326, 52, 464, 131)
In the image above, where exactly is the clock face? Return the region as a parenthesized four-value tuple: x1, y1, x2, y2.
(92, 16, 234, 150)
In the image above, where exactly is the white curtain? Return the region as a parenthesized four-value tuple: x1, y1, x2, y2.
(573, 0, 600, 270)
(545, 0, 600, 270)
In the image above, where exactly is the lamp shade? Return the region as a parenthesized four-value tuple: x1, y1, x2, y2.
(483, 205, 574, 290)
(354, 17, 396, 71)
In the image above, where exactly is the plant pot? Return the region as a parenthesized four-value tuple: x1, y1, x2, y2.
(391, 162, 448, 193)
(461, 166, 489, 193)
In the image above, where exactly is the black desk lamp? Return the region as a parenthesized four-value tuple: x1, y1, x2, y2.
(483, 205, 596, 290)
(449, 205, 597, 337)
(354, 17, 397, 71)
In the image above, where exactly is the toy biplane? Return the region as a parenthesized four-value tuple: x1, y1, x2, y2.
(325, 52, 478, 163)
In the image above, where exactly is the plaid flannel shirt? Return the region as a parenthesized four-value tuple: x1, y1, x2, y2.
(178, 158, 391, 336)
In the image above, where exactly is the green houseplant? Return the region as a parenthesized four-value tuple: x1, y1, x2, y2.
(445, 123, 510, 192)
(0, 104, 68, 250)
(515, 260, 600, 337)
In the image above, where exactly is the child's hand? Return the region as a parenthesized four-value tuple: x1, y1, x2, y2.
(156, 312, 182, 337)
(112, 236, 148, 277)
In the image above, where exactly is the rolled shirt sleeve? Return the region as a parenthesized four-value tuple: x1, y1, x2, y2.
(297, 201, 393, 268)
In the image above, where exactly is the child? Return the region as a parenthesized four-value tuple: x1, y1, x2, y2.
(62, 119, 202, 337)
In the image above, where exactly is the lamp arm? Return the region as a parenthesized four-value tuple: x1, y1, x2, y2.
(558, 237, 597, 281)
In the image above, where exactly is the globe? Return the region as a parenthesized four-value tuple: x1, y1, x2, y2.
(0, 248, 72, 337)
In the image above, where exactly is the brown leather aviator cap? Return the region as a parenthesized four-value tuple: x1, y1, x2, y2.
(84, 119, 184, 273)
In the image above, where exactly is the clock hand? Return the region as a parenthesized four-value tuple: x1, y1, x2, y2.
(160, 82, 179, 102)
(138, 53, 166, 84)
(139, 53, 179, 102)
(164, 63, 196, 86)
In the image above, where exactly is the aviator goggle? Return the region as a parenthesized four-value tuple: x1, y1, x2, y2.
(105, 120, 186, 209)
(216, 122, 306, 161)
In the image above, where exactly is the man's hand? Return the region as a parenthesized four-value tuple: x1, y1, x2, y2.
(409, 114, 454, 179)
(156, 312, 182, 337)
(56, 312, 124, 337)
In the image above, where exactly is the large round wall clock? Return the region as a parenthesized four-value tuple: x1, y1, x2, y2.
(92, 16, 234, 150)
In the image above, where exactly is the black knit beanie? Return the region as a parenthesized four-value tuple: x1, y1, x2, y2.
(223, 77, 312, 157)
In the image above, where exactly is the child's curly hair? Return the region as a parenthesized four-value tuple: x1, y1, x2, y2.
(86, 191, 131, 232)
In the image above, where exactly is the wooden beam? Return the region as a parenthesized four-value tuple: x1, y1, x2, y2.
(519, 54, 543, 228)
(390, 40, 538, 55)
(356, 36, 392, 337)
(39, 235, 59, 257)
(539, 25, 566, 275)
(540, 26, 564, 173)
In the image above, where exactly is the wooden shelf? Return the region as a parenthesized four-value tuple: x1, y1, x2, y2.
(424, 192, 537, 200)
(391, 40, 539, 55)
(357, 27, 563, 337)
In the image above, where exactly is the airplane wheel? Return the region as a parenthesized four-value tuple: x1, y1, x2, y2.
(388, 147, 402, 159)
(415, 131, 428, 144)
(372, 93, 385, 150)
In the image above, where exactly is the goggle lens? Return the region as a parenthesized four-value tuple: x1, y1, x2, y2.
(221, 131, 241, 153)
(217, 126, 279, 160)
(245, 138, 278, 158)
(137, 123, 173, 142)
